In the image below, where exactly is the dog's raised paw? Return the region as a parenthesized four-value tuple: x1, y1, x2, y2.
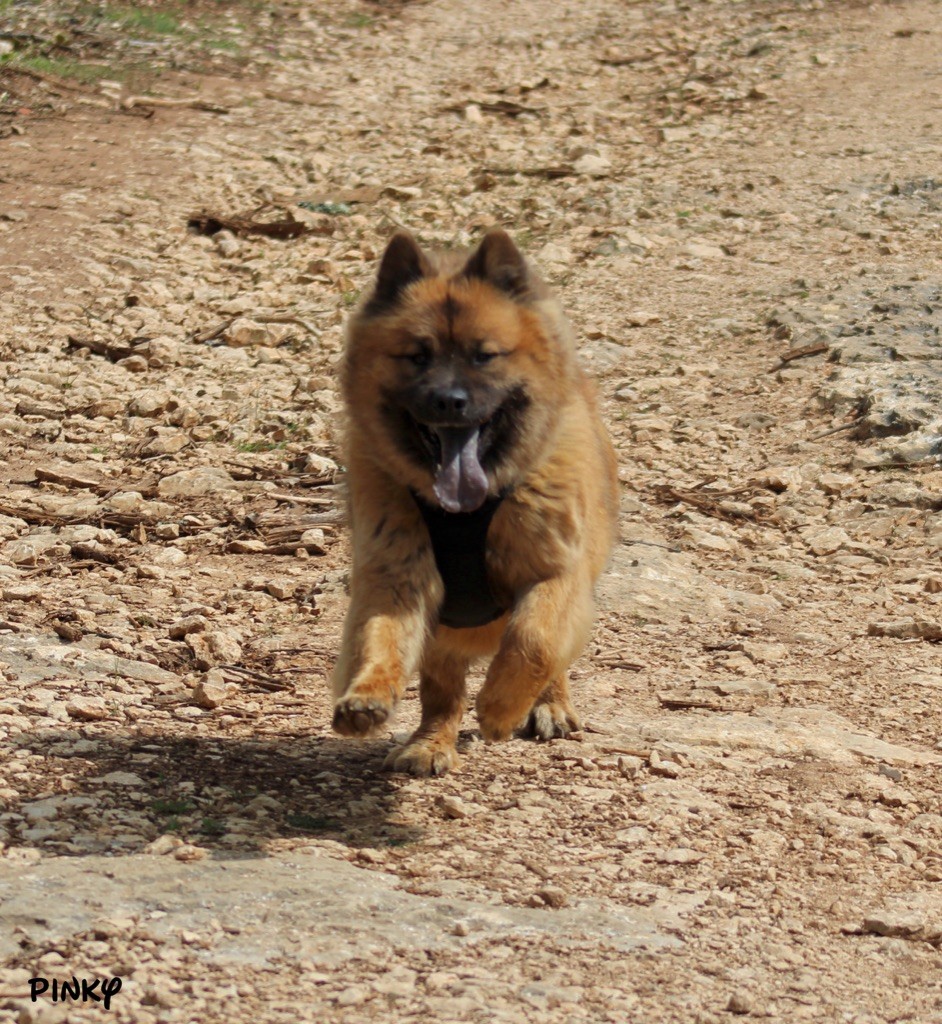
(332, 695, 392, 737)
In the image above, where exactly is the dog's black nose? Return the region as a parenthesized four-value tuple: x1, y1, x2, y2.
(431, 386, 469, 417)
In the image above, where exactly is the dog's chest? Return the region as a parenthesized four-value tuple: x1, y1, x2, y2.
(413, 494, 507, 629)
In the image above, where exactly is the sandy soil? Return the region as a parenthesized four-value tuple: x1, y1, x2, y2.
(1, 1, 941, 1021)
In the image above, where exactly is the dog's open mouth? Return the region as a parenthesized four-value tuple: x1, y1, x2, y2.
(415, 421, 490, 513)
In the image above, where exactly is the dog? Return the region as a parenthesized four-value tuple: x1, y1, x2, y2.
(330, 228, 618, 775)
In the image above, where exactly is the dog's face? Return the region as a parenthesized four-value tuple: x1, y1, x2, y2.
(343, 230, 574, 512)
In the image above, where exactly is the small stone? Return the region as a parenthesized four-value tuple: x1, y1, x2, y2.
(97, 771, 145, 786)
(88, 397, 125, 419)
(302, 452, 339, 477)
(626, 310, 661, 327)
(66, 696, 109, 721)
(169, 614, 208, 640)
(214, 230, 241, 257)
(186, 630, 243, 670)
(573, 153, 611, 177)
(4, 533, 67, 565)
(868, 618, 942, 641)
(649, 749, 681, 777)
(127, 392, 171, 417)
(372, 971, 417, 997)
(116, 354, 149, 373)
(452, 920, 470, 936)
(661, 126, 692, 143)
(174, 844, 208, 862)
(335, 985, 369, 1007)
(739, 640, 788, 664)
(438, 795, 478, 819)
(299, 528, 326, 551)
(224, 317, 289, 348)
(862, 897, 942, 944)
(817, 472, 857, 495)
(656, 847, 704, 865)
(536, 886, 569, 908)
(683, 527, 739, 554)
(266, 580, 297, 600)
(145, 834, 183, 855)
(755, 466, 802, 492)
(2, 584, 42, 602)
(193, 673, 228, 709)
(684, 241, 725, 259)
(806, 526, 849, 556)
(157, 467, 235, 498)
(727, 992, 754, 1015)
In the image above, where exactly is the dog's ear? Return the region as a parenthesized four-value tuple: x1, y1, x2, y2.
(366, 232, 430, 313)
(462, 229, 534, 300)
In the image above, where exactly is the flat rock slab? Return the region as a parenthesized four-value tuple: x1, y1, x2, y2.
(598, 539, 779, 622)
(862, 894, 942, 945)
(604, 707, 941, 767)
(0, 633, 179, 687)
(0, 851, 691, 966)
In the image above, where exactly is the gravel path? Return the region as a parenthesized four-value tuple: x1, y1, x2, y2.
(1, 1, 941, 1021)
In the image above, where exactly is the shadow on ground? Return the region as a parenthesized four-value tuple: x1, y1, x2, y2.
(12, 727, 422, 857)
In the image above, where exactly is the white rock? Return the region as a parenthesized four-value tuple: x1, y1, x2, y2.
(684, 241, 725, 259)
(573, 153, 611, 177)
(806, 527, 849, 556)
(66, 696, 109, 722)
(157, 467, 235, 498)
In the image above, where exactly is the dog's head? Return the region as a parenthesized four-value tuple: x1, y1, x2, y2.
(343, 229, 575, 512)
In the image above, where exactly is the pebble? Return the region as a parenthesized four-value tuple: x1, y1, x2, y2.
(65, 696, 109, 722)
(438, 795, 479, 819)
(727, 992, 754, 1015)
(186, 630, 243, 669)
(867, 618, 942, 641)
(536, 885, 569, 908)
(157, 467, 236, 498)
(169, 614, 208, 640)
(806, 526, 849, 556)
(193, 671, 229, 709)
(335, 985, 369, 1007)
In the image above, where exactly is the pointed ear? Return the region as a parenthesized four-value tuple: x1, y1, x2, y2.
(366, 232, 430, 313)
(462, 229, 533, 300)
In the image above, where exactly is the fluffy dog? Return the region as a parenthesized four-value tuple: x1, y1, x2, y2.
(331, 229, 618, 775)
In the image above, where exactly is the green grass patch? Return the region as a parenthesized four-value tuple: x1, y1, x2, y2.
(151, 797, 195, 816)
(204, 37, 240, 53)
(285, 812, 338, 832)
(101, 5, 183, 36)
(236, 439, 286, 453)
(2, 53, 114, 85)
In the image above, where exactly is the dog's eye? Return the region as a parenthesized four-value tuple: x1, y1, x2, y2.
(407, 349, 431, 369)
(471, 350, 498, 367)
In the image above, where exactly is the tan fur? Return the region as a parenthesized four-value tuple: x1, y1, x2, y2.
(331, 229, 618, 774)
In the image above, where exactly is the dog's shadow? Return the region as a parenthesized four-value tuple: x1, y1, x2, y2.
(17, 727, 423, 858)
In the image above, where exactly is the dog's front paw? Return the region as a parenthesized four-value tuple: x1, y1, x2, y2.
(384, 735, 460, 777)
(332, 695, 393, 737)
(475, 693, 524, 743)
(522, 699, 580, 741)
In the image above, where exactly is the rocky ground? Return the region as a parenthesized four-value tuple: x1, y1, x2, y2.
(1, 0, 941, 1021)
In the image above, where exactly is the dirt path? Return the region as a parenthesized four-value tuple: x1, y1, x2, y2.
(1, 2, 941, 1021)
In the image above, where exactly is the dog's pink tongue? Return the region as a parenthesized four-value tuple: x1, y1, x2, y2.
(433, 427, 488, 513)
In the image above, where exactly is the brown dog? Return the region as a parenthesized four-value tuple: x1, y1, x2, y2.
(331, 229, 618, 775)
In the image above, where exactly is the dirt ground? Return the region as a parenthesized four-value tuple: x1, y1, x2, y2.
(1, 0, 942, 1021)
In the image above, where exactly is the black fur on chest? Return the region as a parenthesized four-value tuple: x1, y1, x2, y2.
(411, 492, 508, 629)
